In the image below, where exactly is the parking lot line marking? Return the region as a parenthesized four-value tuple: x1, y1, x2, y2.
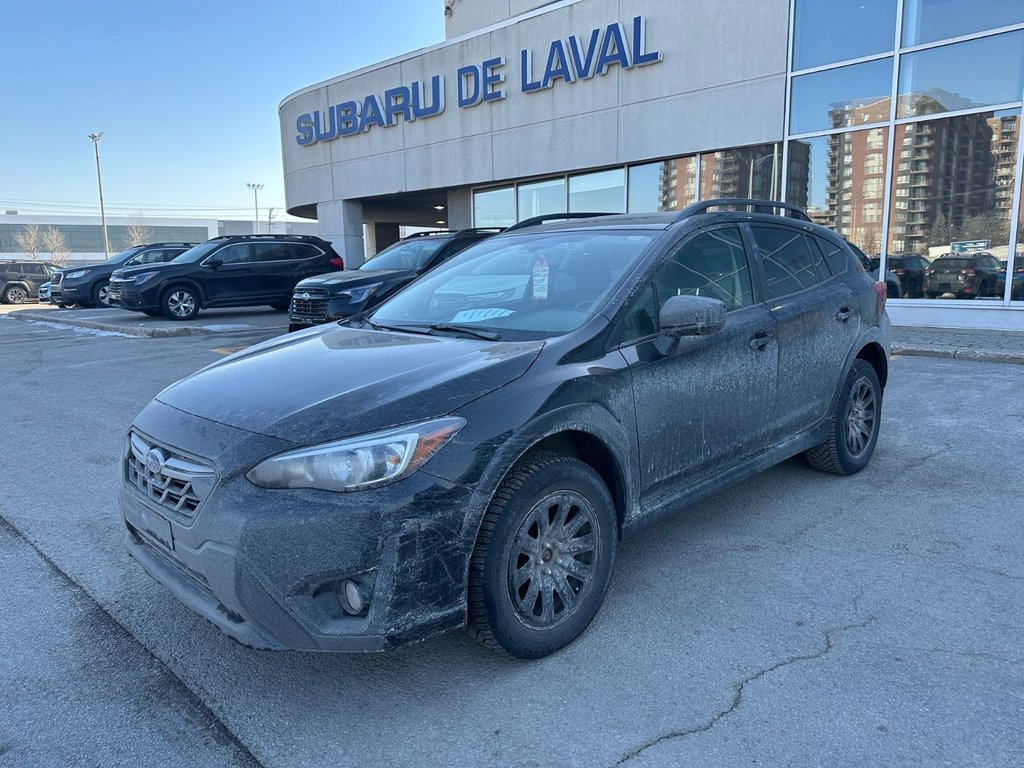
(212, 346, 247, 356)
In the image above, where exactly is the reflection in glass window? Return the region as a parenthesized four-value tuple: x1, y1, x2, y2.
(1012, 192, 1024, 301)
(751, 225, 832, 298)
(568, 169, 625, 214)
(793, 0, 897, 70)
(655, 227, 753, 312)
(887, 110, 1018, 300)
(790, 58, 893, 134)
(627, 158, 697, 213)
(701, 144, 783, 201)
(787, 127, 889, 256)
(474, 186, 515, 228)
(897, 32, 1024, 118)
(903, 0, 1024, 47)
(517, 178, 566, 221)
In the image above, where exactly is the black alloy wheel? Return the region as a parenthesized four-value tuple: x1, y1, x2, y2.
(162, 286, 199, 320)
(467, 452, 616, 659)
(805, 359, 882, 475)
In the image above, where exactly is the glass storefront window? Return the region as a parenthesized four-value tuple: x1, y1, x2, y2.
(790, 58, 893, 134)
(627, 158, 698, 213)
(897, 31, 1024, 118)
(1011, 171, 1024, 302)
(886, 110, 1018, 300)
(787, 127, 890, 256)
(517, 178, 566, 221)
(793, 0, 897, 70)
(473, 186, 516, 228)
(902, 0, 1024, 47)
(700, 144, 783, 201)
(569, 169, 625, 213)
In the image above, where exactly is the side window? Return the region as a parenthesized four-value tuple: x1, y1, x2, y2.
(751, 225, 830, 299)
(25, 264, 45, 276)
(289, 243, 322, 260)
(813, 235, 848, 275)
(620, 282, 658, 343)
(135, 249, 164, 264)
(653, 227, 754, 312)
(214, 244, 251, 265)
(123, 251, 144, 267)
(253, 242, 293, 262)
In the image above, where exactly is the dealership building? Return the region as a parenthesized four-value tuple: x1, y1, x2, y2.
(279, 0, 1024, 329)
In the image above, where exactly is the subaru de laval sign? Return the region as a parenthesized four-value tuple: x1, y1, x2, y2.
(296, 16, 663, 145)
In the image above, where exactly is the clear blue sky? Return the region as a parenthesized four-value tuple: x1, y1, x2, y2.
(0, 0, 443, 220)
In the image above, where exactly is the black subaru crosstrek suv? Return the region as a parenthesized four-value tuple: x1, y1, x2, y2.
(51, 242, 195, 308)
(288, 228, 501, 332)
(108, 234, 344, 320)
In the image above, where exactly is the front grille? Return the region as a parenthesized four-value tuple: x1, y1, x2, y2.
(125, 432, 217, 523)
(291, 287, 330, 319)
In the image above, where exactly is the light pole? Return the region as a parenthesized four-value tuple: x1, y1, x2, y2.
(247, 183, 264, 234)
(88, 132, 110, 258)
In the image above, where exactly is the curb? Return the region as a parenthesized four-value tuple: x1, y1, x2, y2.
(891, 344, 1024, 365)
(10, 310, 228, 338)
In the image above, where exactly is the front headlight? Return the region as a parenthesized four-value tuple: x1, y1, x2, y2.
(338, 282, 383, 304)
(246, 416, 465, 492)
(132, 271, 161, 285)
(66, 270, 89, 279)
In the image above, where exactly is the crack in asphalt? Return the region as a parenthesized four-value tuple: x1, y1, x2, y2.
(0, 514, 266, 768)
(610, 616, 878, 767)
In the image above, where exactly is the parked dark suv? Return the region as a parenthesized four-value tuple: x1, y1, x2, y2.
(121, 200, 890, 659)
(288, 228, 501, 332)
(51, 243, 195, 308)
(108, 235, 344, 320)
(886, 254, 930, 298)
(1, 260, 61, 304)
(923, 252, 1003, 298)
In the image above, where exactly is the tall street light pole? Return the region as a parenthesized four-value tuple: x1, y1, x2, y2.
(247, 183, 264, 234)
(88, 132, 110, 259)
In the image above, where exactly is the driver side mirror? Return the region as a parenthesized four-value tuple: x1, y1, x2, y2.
(659, 295, 726, 338)
(205, 257, 223, 269)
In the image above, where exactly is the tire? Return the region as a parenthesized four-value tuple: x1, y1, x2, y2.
(162, 285, 199, 320)
(92, 280, 111, 308)
(805, 359, 882, 476)
(3, 285, 29, 304)
(466, 452, 616, 659)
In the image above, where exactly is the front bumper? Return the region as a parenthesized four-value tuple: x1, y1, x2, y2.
(120, 401, 483, 652)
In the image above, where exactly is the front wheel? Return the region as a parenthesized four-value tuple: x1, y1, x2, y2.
(805, 359, 882, 475)
(162, 286, 199, 320)
(467, 452, 616, 659)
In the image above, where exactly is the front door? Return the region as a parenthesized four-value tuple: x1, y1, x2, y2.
(203, 243, 259, 304)
(621, 225, 779, 507)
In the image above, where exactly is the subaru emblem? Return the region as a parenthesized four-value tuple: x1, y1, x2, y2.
(144, 448, 166, 476)
(301, 292, 311, 300)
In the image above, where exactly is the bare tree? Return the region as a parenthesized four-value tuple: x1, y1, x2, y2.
(41, 227, 70, 265)
(123, 215, 152, 248)
(13, 223, 41, 260)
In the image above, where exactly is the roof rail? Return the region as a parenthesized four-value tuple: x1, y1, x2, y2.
(503, 212, 618, 232)
(677, 199, 812, 223)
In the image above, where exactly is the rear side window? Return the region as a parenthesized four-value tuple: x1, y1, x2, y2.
(252, 243, 293, 262)
(23, 264, 45, 275)
(811, 236, 850, 275)
(751, 225, 831, 298)
(290, 244, 324, 260)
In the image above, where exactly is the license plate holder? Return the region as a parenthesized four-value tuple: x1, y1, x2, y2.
(130, 504, 174, 551)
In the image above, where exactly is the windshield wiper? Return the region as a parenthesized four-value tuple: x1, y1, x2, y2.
(426, 323, 501, 340)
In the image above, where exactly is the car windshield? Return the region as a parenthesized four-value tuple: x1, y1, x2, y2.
(103, 248, 140, 266)
(361, 238, 446, 271)
(171, 241, 222, 263)
(369, 229, 656, 340)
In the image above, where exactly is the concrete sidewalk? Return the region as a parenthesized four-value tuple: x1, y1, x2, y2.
(892, 326, 1024, 364)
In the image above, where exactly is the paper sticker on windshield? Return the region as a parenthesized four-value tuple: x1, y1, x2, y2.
(451, 308, 514, 322)
(532, 257, 549, 300)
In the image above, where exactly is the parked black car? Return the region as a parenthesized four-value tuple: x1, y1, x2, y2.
(995, 257, 1024, 300)
(923, 252, 1003, 298)
(121, 200, 890, 659)
(51, 243, 195, 308)
(108, 234, 344, 320)
(0, 260, 60, 304)
(886, 253, 930, 298)
(288, 228, 501, 332)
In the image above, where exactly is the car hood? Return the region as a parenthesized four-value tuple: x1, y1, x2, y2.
(155, 324, 544, 443)
(113, 262, 180, 279)
(296, 269, 409, 291)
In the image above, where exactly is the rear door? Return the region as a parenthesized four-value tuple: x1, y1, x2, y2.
(748, 223, 860, 440)
(622, 225, 778, 505)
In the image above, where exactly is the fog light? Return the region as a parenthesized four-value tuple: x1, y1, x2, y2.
(340, 579, 369, 616)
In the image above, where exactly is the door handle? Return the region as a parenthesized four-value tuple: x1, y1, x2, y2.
(836, 307, 854, 322)
(749, 332, 773, 350)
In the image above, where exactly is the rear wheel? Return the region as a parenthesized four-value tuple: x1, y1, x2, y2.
(466, 452, 616, 659)
(3, 285, 28, 304)
(92, 281, 111, 308)
(805, 360, 882, 476)
(162, 286, 199, 320)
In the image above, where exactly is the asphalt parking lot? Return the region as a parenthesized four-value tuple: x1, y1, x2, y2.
(0, 314, 1021, 768)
